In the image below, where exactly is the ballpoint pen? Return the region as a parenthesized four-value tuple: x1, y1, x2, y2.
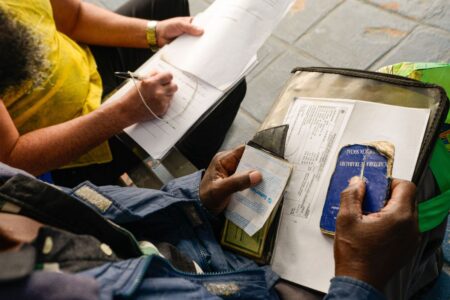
(114, 71, 146, 81)
(115, 71, 177, 129)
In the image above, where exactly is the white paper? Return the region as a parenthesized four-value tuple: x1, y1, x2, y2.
(106, 52, 258, 160)
(225, 145, 292, 236)
(271, 97, 430, 292)
(282, 98, 354, 219)
(162, 0, 294, 90)
(106, 53, 222, 159)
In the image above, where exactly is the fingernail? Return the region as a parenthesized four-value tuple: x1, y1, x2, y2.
(249, 171, 262, 185)
(349, 176, 362, 185)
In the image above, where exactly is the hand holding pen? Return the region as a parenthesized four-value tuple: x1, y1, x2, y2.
(113, 70, 177, 124)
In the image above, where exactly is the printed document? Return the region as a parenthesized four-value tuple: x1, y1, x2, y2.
(107, 0, 291, 159)
(162, 0, 294, 90)
(225, 145, 292, 236)
(270, 97, 430, 292)
(106, 52, 224, 159)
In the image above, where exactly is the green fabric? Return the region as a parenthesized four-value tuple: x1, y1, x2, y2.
(430, 139, 450, 192)
(420, 139, 450, 232)
(379, 62, 450, 232)
(418, 189, 450, 232)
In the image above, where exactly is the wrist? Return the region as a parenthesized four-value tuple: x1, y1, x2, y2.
(336, 264, 385, 291)
(101, 98, 135, 130)
(146, 21, 159, 52)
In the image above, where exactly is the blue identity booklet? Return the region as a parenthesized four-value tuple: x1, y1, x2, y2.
(320, 143, 394, 235)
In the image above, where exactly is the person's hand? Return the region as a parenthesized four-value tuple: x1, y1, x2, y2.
(334, 177, 420, 291)
(199, 145, 262, 215)
(156, 17, 203, 47)
(121, 71, 177, 123)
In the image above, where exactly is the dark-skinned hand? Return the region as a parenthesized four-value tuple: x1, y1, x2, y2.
(199, 145, 262, 215)
(334, 176, 420, 291)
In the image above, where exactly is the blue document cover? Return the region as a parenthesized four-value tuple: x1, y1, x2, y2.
(320, 144, 391, 235)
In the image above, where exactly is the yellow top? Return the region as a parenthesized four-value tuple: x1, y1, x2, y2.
(1, 0, 112, 168)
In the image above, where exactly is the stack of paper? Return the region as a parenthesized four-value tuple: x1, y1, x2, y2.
(163, 0, 294, 90)
(107, 0, 295, 160)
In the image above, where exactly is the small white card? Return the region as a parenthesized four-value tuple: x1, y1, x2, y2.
(225, 145, 292, 236)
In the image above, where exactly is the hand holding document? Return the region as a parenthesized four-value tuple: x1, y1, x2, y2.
(107, 0, 294, 159)
(106, 52, 223, 159)
(162, 0, 294, 90)
(270, 97, 430, 292)
(225, 145, 292, 236)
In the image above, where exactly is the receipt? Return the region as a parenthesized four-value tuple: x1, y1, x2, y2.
(225, 145, 292, 236)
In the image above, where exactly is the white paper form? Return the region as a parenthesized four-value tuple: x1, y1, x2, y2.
(271, 97, 430, 292)
(225, 145, 292, 236)
(105, 52, 223, 159)
(162, 0, 294, 90)
(282, 98, 355, 220)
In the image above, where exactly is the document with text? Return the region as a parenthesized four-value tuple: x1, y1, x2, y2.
(106, 52, 224, 159)
(225, 145, 292, 236)
(270, 97, 430, 292)
(106, 0, 291, 159)
(162, 0, 294, 90)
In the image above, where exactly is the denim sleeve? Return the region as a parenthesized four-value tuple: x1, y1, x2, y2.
(161, 170, 224, 225)
(161, 171, 203, 199)
(324, 276, 386, 300)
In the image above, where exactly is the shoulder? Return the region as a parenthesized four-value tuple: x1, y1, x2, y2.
(0, 0, 54, 28)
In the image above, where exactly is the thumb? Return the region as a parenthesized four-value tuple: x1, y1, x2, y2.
(217, 170, 262, 198)
(179, 20, 204, 36)
(339, 176, 365, 217)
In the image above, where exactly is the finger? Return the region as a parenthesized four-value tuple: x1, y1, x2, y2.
(152, 72, 173, 85)
(218, 145, 246, 173)
(383, 179, 416, 214)
(230, 145, 246, 160)
(216, 170, 259, 198)
(339, 176, 366, 218)
(249, 171, 263, 186)
(178, 18, 204, 36)
(163, 83, 178, 96)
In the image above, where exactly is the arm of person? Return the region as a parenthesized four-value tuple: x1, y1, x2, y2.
(324, 176, 419, 299)
(196, 148, 419, 300)
(0, 72, 177, 176)
(49, 0, 203, 48)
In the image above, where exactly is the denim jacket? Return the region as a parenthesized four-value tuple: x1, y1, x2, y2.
(0, 163, 384, 299)
(74, 172, 279, 299)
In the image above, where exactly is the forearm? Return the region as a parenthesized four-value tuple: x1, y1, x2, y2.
(53, 1, 148, 48)
(3, 100, 133, 176)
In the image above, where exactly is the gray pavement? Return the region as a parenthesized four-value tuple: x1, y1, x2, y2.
(217, 0, 450, 150)
(90, 0, 450, 150)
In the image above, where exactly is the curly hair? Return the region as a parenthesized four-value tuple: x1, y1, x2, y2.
(0, 8, 47, 97)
